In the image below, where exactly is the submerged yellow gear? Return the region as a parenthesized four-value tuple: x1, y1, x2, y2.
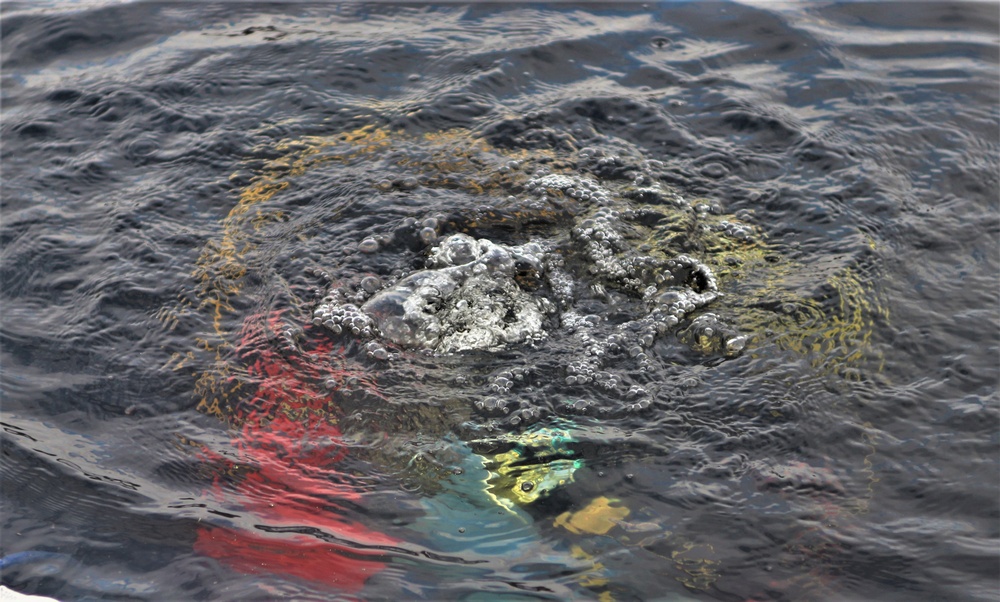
(480, 425, 583, 510)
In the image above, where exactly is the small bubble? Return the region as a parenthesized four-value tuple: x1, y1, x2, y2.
(358, 238, 379, 253)
(458, 527, 466, 533)
(419, 227, 438, 244)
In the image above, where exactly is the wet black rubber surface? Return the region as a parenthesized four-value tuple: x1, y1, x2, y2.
(2, 2, 998, 601)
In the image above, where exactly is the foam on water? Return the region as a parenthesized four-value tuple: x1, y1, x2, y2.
(358, 236, 550, 353)
(308, 148, 754, 422)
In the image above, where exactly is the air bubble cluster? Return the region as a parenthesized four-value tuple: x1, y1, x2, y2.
(527, 173, 612, 206)
(312, 295, 377, 338)
(317, 234, 552, 354)
(678, 313, 748, 358)
(714, 220, 754, 242)
(364, 341, 390, 361)
(308, 140, 752, 421)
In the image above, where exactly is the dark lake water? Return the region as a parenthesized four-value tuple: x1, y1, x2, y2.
(2, 2, 998, 601)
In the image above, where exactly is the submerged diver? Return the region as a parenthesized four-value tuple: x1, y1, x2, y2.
(189, 129, 763, 596)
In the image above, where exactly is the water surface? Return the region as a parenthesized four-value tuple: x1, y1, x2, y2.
(2, 2, 998, 601)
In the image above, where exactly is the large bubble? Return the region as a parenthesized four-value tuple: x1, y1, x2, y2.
(351, 236, 551, 353)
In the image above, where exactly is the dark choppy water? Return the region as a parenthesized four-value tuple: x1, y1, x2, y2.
(2, 2, 998, 601)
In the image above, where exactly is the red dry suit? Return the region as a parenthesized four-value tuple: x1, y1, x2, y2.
(194, 311, 397, 593)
